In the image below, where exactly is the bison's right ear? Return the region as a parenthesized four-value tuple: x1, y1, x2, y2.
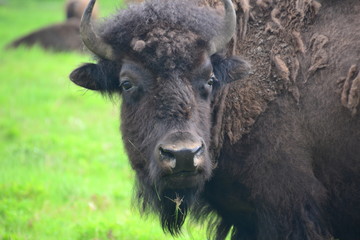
(70, 63, 102, 90)
(69, 62, 120, 93)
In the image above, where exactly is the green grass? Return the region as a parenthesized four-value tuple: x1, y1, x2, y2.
(0, 1, 207, 239)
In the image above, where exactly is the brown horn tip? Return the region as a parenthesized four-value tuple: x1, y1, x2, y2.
(80, 0, 115, 60)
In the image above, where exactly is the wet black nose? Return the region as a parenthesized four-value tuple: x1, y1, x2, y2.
(156, 132, 205, 173)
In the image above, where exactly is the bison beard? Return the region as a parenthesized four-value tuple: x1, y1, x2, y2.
(136, 180, 204, 235)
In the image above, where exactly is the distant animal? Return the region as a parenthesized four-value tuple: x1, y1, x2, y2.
(7, 0, 98, 52)
(66, 0, 99, 20)
(69, 0, 360, 239)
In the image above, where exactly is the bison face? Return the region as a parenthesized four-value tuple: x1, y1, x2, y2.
(70, 53, 250, 233)
(69, 0, 249, 235)
(119, 57, 214, 191)
(118, 54, 249, 187)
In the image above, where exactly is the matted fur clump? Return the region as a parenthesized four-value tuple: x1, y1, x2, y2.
(98, 0, 223, 71)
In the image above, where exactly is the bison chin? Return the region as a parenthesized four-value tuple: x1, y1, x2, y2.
(136, 173, 208, 236)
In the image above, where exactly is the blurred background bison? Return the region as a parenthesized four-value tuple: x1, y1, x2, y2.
(70, 0, 360, 239)
(6, 0, 99, 52)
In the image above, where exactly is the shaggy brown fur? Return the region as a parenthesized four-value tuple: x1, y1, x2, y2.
(339, 65, 360, 116)
(207, 0, 360, 239)
(207, 0, 324, 144)
(69, 0, 360, 239)
(207, 0, 360, 142)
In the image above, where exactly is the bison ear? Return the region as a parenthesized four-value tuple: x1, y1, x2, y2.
(212, 55, 251, 85)
(70, 63, 102, 90)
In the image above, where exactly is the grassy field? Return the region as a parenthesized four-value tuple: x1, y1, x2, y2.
(0, 1, 207, 239)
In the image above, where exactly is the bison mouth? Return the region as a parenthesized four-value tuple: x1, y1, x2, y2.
(163, 170, 203, 189)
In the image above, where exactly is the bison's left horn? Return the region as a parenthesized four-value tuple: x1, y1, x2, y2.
(80, 0, 115, 60)
(209, 0, 236, 55)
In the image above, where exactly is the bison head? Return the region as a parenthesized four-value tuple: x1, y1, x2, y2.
(70, 0, 249, 235)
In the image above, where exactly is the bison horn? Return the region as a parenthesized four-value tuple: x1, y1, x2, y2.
(209, 0, 236, 55)
(80, 0, 115, 60)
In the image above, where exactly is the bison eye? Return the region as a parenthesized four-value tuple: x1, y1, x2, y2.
(121, 80, 133, 91)
(207, 73, 216, 86)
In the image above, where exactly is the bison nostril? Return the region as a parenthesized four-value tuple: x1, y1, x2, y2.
(159, 146, 177, 169)
(159, 147, 176, 160)
(194, 144, 205, 167)
(194, 144, 204, 155)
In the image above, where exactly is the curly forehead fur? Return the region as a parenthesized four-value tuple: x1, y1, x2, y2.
(99, 0, 223, 71)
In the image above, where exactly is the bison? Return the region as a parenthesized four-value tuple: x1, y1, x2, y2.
(69, 0, 360, 239)
(7, 0, 98, 52)
(66, 0, 99, 20)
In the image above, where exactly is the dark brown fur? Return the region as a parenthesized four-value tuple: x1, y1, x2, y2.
(69, 0, 360, 239)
